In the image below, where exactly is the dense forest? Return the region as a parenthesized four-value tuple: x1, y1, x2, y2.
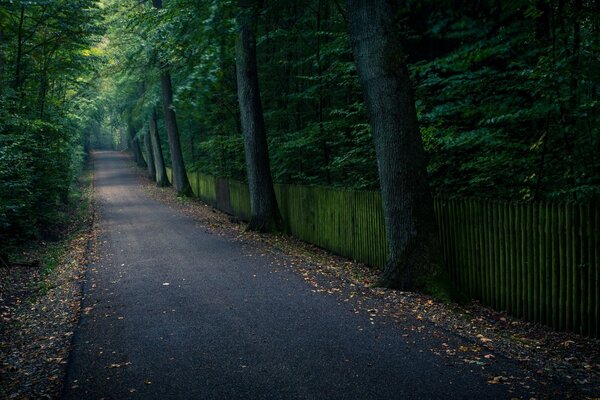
(1, 0, 599, 267)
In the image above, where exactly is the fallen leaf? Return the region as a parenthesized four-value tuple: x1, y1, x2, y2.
(108, 362, 131, 369)
(487, 376, 507, 384)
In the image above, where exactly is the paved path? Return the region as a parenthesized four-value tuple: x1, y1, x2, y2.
(64, 151, 526, 399)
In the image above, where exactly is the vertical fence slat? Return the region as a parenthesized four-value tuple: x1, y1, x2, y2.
(460, 200, 468, 294)
(497, 201, 503, 310)
(468, 200, 477, 298)
(497, 202, 504, 311)
(519, 203, 527, 318)
(502, 202, 509, 312)
(472, 200, 479, 298)
(484, 200, 490, 304)
(457, 198, 464, 287)
(470, 199, 478, 298)
(589, 204, 597, 338)
(526, 203, 534, 319)
(534, 204, 541, 321)
(579, 204, 587, 335)
(509, 202, 517, 315)
(442, 199, 451, 282)
(559, 203, 566, 331)
(590, 207, 600, 337)
(551, 203, 558, 329)
(477, 201, 486, 303)
(462, 199, 468, 297)
(495, 201, 502, 309)
(513, 202, 520, 316)
(488, 200, 496, 308)
(448, 199, 455, 282)
(565, 203, 573, 331)
(545, 203, 552, 327)
(572, 203, 580, 333)
(514, 203, 522, 317)
(539, 202, 547, 325)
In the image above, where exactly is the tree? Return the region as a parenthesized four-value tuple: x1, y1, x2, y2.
(346, 0, 440, 290)
(151, 0, 192, 196)
(128, 116, 147, 169)
(0, 1, 103, 256)
(235, 0, 283, 232)
(149, 107, 169, 187)
(144, 128, 156, 181)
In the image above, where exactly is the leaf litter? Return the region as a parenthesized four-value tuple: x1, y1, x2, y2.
(0, 171, 97, 400)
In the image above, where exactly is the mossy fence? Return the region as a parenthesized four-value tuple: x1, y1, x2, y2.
(166, 168, 599, 337)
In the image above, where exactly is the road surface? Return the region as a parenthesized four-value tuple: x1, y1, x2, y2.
(64, 151, 533, 399)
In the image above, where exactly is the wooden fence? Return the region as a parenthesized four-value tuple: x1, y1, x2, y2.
(166, 168, 599, 337)
(435, 199, 599, 337)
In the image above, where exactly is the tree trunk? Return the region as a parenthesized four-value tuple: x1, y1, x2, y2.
(347, 0, 440, 290)
(0, 21, 4, 89)
(235, 0, 283, 232)
(159, 73, 192, 195)
(316, 0, 332, 185)
(152, 0, 192, 196)
(144, 128, 156, 181)
(236, 0, 283, 232)
(128, 119, 147, 169)
(149, 108, 170, 187)
(13, 5, 25, 91)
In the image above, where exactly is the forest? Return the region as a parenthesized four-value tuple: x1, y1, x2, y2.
(1, 0, 598, 259)
(1, 1, 600, 398)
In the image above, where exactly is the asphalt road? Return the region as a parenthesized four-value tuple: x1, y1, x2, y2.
(64, 151, 528, 399)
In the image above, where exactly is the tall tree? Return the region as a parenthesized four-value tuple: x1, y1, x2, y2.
(149, 108, 169, 187)
(346, 0, 440, 290)
(0, 0, 102, 258)
(144, 129, 156, 181)
(151, 0, 192, 196)
(235, 0, 283, 232)
(127, 116, 147, 169)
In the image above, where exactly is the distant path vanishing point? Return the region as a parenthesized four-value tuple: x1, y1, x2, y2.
(64, 150, 530, 399)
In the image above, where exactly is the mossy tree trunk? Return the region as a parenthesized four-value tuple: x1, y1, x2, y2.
(144, 127, 156, 181)
(152, 0, 192, 196)
(347, 0, 441, 290)
(235, 0, 283, 232)
(149, 107, 169, 187)
(128, 118, 147, 169)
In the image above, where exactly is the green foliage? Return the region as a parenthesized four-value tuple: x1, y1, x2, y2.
(5, 0, 597, 260)
(113, 0, 597, 201)
(411, 0, 599, 201)
(0, 1, 103, 257)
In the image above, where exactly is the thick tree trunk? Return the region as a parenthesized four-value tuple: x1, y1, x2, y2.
(235, 0, 283, 232)
(128, 121, 147, 169)
(347, 0, 440, 290)
(149, 108, 170, 187)
(159, 73, 192, 195)
(152, 0, 192, 196)
(144, 128, 156, 181)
